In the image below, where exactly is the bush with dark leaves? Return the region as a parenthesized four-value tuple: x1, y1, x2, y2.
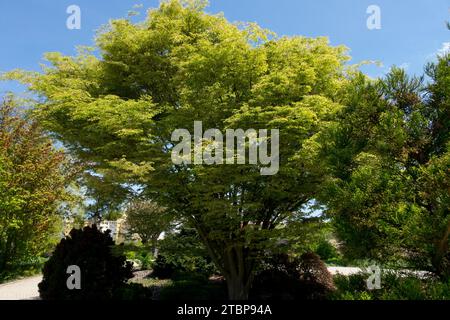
(251, 252, 335, 300)
(38, 225, 133, 300)
(297, 252, 336, 299)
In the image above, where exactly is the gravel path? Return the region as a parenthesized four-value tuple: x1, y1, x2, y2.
(0, 275, 42, 300)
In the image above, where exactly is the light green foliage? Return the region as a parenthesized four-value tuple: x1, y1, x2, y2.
(7, 0, 350, 298)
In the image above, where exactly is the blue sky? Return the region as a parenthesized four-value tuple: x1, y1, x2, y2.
(0, 0, 449, 95)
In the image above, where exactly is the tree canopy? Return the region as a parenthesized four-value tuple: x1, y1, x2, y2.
(7, 0, 351, 299)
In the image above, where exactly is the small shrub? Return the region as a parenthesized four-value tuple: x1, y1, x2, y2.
(151, 254, 177, 279)
(139, 252, 154, 270)
(315, 240, 340, 262)
(38, 225, 133, 300)
(251, 268, 297, 300)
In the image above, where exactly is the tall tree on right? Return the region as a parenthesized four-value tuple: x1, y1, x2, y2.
(320, 52, 449, 278)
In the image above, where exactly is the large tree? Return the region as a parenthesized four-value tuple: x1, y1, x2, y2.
(0, 98, 71, 272)
(8, 0, 349, 298)
(319, 54, 449, 278)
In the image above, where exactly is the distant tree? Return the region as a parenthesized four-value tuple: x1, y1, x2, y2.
(80, 171, 131, 223)
(0, 98, 71, 272)
(125, 200, 171, 254)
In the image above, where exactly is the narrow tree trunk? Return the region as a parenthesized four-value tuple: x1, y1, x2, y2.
(151, 238, 159, 257)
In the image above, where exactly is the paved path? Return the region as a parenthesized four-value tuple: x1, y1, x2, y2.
(0, 275, 42, 300)
(328, 266, 363, 276)
(328, 266, 433, 279)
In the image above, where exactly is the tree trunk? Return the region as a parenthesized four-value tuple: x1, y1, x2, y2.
(151, 238, 159, 257)
(192, 221, 255, 300)
(223, 245, 254, 300)
(226, 273, 251, 300)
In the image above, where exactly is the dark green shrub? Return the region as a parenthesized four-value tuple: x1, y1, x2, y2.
(251, 269, 297, 300)
(315, 240, 341, 264)
(251, 253, 298, 299)
(151, 254, 177, 279)
(38, 225, 133, 300)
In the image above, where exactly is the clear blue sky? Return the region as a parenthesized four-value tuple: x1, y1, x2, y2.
(1, 0, 449, 95)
